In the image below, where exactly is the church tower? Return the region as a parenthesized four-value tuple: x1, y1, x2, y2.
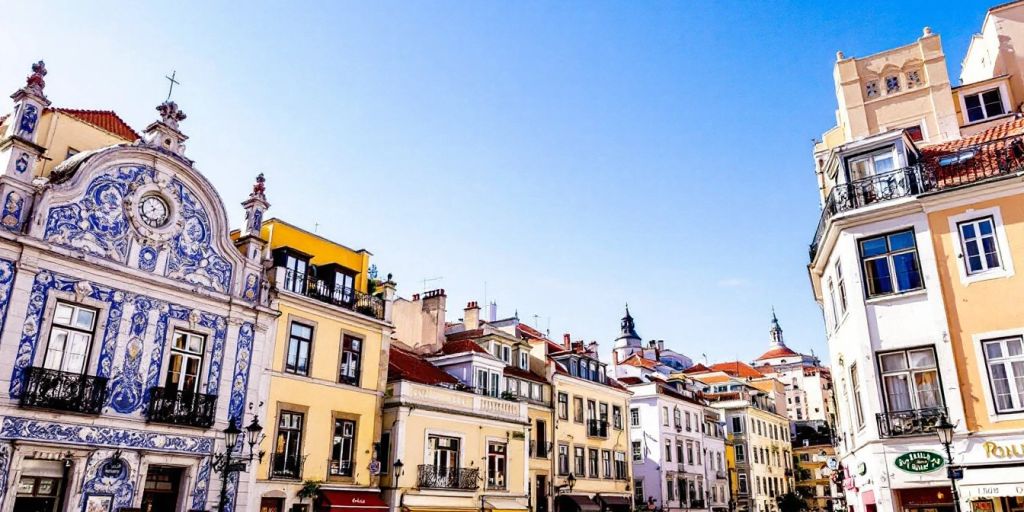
(769, 308, 785, 346)
(613, 305, 642, 364)
(0, 61, 51, 232)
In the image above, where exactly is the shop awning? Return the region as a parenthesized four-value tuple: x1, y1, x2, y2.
(556, 495, 601, 512)
(597, 495, 632, 507)
(317, 490, 388, 510)
(483, 497, 529, 511)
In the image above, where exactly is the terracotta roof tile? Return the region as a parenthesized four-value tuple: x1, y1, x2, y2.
(387, 346, 461, 386)
(618, 376, 644, 385)
(708, 361, 764, 378)
(504, 365, 547, 384)
(620, 353, 659, 370)
(48, 108, 140, 141)
(684, 363, 712, 374)
(756, 346, 800, 360)
(920, 117, 1024, 188)
(440, 339, 489, 355)
(444, 328, 484, 342)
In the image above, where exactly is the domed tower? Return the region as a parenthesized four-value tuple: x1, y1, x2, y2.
(769, 307, 785, 347)
(613, 305, 642, 364)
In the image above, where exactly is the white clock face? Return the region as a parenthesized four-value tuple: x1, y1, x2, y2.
(139, 195, 170, 228)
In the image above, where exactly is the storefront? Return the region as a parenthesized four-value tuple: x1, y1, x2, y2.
(555, 494, 600, 512)
(316, 490, 388, 511)
(892, 487, 954, 512)
(955, 435, 1024, 512)
(595, 494, 632, 512)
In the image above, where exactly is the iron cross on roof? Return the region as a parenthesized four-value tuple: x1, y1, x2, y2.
(165, 70, 180, 101)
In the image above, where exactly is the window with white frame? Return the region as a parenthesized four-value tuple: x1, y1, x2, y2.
(519, 351, 528, 370)
(559, 444, 570, 474)
(848, 147, 896, 182)
(338, 334, 362, 386)
(43, 302, 97, 374)
(738, 474, 748, 493)
(964, 88, 1005, 123)
(486, 441, 507, 489)
(850, 363, 865, 428)
(827, 277, 838, 330)
(165, 330, 205, 393)
(735, 445, 745, 462)
(664, 440, 672, 462)
(835, 261, 848, 315)
(574, 446, 585, 476)
(662, 406, 669, 426)
(329, 418, 356, 477)
(879, 347, 942, 412)
(982, 337, 1024, 413)
(859, 230, 923, 298)
(632, 441, 642, 462)
(958, 217, 1002, 275)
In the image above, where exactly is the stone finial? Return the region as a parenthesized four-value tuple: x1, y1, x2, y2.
(923, 26, 933, 37)
(836, 50, 845, 61)
(156, 100, 187, 130)
(250, 173, 266, 200)
(25, 61, 47, 95)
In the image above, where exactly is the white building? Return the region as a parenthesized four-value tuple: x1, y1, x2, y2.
(0, 62, 275, 512)
(751, 312, 835, 426)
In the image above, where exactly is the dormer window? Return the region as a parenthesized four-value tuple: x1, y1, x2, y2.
(865, 81, 879, 99)
(519, 352, 529, 370)
(501, 345, 511, 364)
(570, 359, 578, 377)
(885, 75, 900, 94)
(848, 147, 896, 182)
(964, 89, 1005, 123)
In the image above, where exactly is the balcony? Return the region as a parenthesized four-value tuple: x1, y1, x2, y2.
(146, 386, 217, 428)
(587, 419, 608, 438)
(279, 269, 385, 320)
(385, 381, 528, 424)
(19, 367, 107, 415)
(877, 407, 947, 438)
(716, 470, 727, 479)
(269, 452, 303, 480)
(810, 134, 1024, 261)
(417, 465, 479, 490)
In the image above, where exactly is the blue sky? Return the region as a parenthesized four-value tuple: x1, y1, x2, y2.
(1, 0, 996, 363)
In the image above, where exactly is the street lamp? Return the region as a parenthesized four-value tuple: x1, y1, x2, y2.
(935, 415, 962, 512)
(214, 405, 266, 512)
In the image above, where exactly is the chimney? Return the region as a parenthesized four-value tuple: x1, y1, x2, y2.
(421, 289, 447, 348)
(657, 340, 665, 352)
(563, 333, 571, 350)
(464, 301, 481, 330)
(487, 302, 497, 322)
(587, 341, 598, 355)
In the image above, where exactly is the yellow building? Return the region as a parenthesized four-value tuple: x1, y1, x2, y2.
(525, 333, 634, 512)
(240, 218, 396, 512)
(791, 423, 835, 512)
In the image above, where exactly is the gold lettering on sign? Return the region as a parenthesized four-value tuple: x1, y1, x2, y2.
(983, 441, 1024, 459)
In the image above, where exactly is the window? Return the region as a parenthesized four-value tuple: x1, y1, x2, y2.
(427, 435, 460, 475)
(662, 406, 669, 426)
(613, 406, 623, 429)
(602, 450, 612, 478)
(965, 88, 1005, 123)
(377, 431, 391, 475)
(676, 442, 683, 464)
(165, 330, 205, 392)
(272, 411, 304, 478)
(574, 447, 585, 476)
(752, 447, 758, 464)
(330, 419, 355, 477)
(339, 334, 362, 386)
(905, 125, 924, 142)
(850, 363, 865, 427)
(286, 322, 313, 375)
(588, 448, 599, 478)
(573, 396, 584, 423)
(686, 441, 694, 465)
(696, 442, 701, 465)
(282, 253, 309, 293)
(664, 440, 672, 462)
(735, 445, 745, 462)
(848, 147, 896, 182)
(738, 474, 748, 494)
(885, 75, 900, 94)
(599, 402, 609, 424)
(487, 442, 507, 489)
(570, 359, 578, 377)
(835, 261, 847, 316)
(982, 337, 1024, 413)
(615, 452, 627, 479)
(685, 411, 692, 431)
(519, 351, 528, 370)
(731, 417, 743, 434)
(65, 147, 80, 159)
(558, 444, 570, 474)
(865, 81, 879, 98)
(879, 348, 942, 412)
(632, 441, 642, 462)
(634, 479, 644, 505)
(906, 70, 922, 88)
(557, 393, 569, 420)
(43, 302, 97, 374)
(860, 230, 922, 297)
(535, 419, 548, 458)
(827, 277, 838, 329)
(674, 408, 682, 428)
(667, 475, 675, 501)
(501, 346, 511, 364)
(958, 217, 1002, 275)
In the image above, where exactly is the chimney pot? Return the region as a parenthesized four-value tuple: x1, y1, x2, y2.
(563, 333, 571, 349)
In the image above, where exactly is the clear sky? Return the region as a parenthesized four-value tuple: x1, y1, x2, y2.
(1, 0, 997, 364)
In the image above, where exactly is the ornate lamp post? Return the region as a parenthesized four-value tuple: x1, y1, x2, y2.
(935, 416, 962, 512)
(214, 406, 266, 512)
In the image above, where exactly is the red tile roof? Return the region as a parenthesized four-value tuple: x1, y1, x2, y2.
(445, 328, 484, 342)
(618, 376, 645, 385)
(517, 323, 547, 340)
(620, 353, 659, 370)
(708, 361, 764, 378)
(504, 365, 547, 384)
(48, 108, 139, 141)
(756, 346, 800, 360)
(684, 363, 712, 374)
(387, 346, 461, 386)
(920, 117, 1024, 188)
(926, 116, 1024, 154)
(440, 339, 489, 356)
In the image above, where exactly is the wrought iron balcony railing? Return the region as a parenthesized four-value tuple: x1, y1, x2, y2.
(281, 269, 385, 320)
(587, 419, 609, 438)
(19, 366, 107, 415)
(416, 465, 479, 490)
(146, 386, 217, 428)
(269, 452, 303, 480)
(877, 407, 947, 438)
(810, 135, 1024, 261)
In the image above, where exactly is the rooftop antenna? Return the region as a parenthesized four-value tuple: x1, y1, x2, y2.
(532, 314, 541, 328)
(313, 221, 319, 233)
(164, 70, 180, 101)
(421, 276, 443, 292)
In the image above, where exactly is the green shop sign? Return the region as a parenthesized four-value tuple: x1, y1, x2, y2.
(894, 451, 945, 473)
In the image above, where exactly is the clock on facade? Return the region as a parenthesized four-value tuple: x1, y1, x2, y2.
(139, 194, 170, 228)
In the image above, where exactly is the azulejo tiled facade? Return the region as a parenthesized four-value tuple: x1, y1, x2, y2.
(0, 62, 278, 512)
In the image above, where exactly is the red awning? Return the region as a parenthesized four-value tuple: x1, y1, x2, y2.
(317, 490, 388, 510)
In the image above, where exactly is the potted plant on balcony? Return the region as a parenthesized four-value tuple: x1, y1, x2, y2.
(296, 479, 322, 504)
(500, 390, 519, 402)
